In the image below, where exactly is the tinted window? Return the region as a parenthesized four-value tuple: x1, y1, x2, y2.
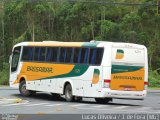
(95, 48, 103, 65)
(65, 48, 73, 63)
(22, 46, 34, 61)
(80, 48, 89, 64)
(89, 48, 97, 64)
(11, 46, 21, 72)
(46, 47, 59, 62)
(73, 48, 81, 63)
(34, 47, 46, 62)
(34, 47, 40, 61)
(59, 48, 66, 62)
(89, 48, 103, 65)
(39, 47, 46, 62)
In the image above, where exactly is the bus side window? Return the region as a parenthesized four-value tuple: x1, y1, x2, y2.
(46, 47, 58, 62)
(80, 48, 89, 64)
(39, 47, 46, 62)
(46, 47, 52, 62)
(95, 48, 103, 65)
(89, 48, 97, 65)
(73, 48, 81, 63)
(22, 46, 34, 61)
(65, 48, 73, 63)
(34, 47, 40, 61)
(59, 47, 66, 63)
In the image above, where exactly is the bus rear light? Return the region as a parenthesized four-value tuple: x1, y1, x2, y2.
(144, 81, 148, 90)
(104, 79, 111, 88)
(144, 82, 148, 85)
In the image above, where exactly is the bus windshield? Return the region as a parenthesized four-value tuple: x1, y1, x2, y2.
(11, 46, 21, 72)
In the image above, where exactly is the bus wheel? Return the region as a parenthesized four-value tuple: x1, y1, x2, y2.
(65, 84, 74, 102)
(95, 98, 112, 104)
(19, 81, 31, 97)
(74, 96, 82, 102)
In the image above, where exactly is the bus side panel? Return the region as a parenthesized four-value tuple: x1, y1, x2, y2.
(72, 79, 83, 96)
(46, 78, 57, 93)
(26, 81, 36, 91)
(81, 66, 102, 97)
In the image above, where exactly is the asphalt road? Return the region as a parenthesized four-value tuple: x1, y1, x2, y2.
(0, 87, 160, 115)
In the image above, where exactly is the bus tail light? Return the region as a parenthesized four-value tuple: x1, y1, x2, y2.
(104, 79, 111, 88)
(144, 81, 148, 90)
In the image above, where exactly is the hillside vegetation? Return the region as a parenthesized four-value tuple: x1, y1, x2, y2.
(0, 0, 160, 87)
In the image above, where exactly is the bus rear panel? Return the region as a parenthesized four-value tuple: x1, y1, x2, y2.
(102, 43, 148, 100)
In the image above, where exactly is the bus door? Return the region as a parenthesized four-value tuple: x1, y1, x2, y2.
(9, 46, 21, 86)
(110, 45, 145, 91)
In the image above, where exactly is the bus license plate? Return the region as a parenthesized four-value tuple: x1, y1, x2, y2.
(124, 88, 131, 91)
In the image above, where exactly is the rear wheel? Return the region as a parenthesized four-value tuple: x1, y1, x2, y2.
(65, 84, 74, 102)
(19, 80, 32, 97)
(95, 98, 112, 104)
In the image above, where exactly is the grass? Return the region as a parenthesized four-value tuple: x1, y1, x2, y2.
(148, 70, 160, 88)
(148, 86, 160, 89)
(0, 85, 9, 87)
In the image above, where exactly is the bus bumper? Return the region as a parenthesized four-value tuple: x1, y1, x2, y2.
(101, 89, 147, 100)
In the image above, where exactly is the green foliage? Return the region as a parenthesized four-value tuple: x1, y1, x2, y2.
(0, 63, 9, 85)
(148, 70, 160, 88)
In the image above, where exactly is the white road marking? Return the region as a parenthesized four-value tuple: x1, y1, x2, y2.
(114, 106, 129, 109)
(92, 105, 106, 108)
(136, 106, 151, 110)
(45, 104, 63, 107)
(70, 104, 87, 107)
(0, 102, 4, 105)
(24, 103, 49, 106)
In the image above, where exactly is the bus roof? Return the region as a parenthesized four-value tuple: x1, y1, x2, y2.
(13, 41, 146, 49)
(14, 41, 109, 47)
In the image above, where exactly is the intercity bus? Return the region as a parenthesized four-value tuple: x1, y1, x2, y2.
(9, 41, 148, 103)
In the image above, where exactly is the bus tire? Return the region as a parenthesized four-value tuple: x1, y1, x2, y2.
(19, 80, 31, 97)
(64, 84, 74, 102)
(95, 98, 112, 104)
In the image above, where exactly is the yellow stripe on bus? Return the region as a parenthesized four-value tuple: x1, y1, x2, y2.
(28, 42, 84, 47)
(13, 62, 75, 84)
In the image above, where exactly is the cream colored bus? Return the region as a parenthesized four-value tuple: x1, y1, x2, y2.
(9, 41, 148, 103)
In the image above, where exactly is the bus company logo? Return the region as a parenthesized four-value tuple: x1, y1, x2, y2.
(75, 69, 80, 73)
(113, 75, 142, 80)
(27, 66, 53, 73)
(116, 49, 124, 59)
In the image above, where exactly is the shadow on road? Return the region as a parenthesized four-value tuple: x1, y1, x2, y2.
(11, 93, 141, 107)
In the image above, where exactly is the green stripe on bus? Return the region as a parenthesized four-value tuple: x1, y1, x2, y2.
(111, 65, 143, 74)
(82, 42, 99, 47)
(117, 49, 124, 54)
